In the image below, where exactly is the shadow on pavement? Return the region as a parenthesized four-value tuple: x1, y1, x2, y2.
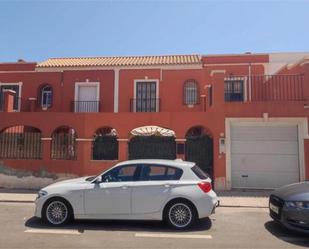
(264, 221, 309, 247)
(25, 216, 212, 233)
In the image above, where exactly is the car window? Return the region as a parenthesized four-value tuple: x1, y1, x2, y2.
(101, 165, 138, 182)
(140, 165, 183, 181)
(191, 165, 209, 180)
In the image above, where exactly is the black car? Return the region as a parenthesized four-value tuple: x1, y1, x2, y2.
(269, 181, 309, 234)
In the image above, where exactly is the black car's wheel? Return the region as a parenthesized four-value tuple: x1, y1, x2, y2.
(165, 200, 197, 229)
(42, 198, 73, 226)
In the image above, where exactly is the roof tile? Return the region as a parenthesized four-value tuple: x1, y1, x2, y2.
(37, 55, 201, 68)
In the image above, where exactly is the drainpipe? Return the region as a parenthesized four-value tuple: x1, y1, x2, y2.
(114, 68, 119, 113)
(60, 71, 64, 111)
(248, 63, 252, 102)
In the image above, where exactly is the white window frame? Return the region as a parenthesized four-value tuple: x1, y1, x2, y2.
(0, 82, 22, 111)
(184, 80, 199, 106)
(133, 79, 159, 112)
(41, 85, 52, 109)
(74, 82, 100, 112)
(224, 77, 247, 102)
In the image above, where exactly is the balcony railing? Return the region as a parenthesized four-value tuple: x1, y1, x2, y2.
(130, 98, 160, 112)
(71, 101, 100, 113)
(225, 74, 305, 102)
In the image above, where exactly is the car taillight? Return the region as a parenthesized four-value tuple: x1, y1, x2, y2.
(198, 182, 212, 193)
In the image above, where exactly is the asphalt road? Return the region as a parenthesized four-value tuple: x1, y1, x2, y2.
(0, 202, 308, 249)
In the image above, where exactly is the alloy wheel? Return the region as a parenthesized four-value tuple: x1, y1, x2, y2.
(46, 200, 68, 225)
(168, 203, 192, 228)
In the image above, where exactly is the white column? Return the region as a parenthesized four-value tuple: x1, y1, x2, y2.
(114, 68, 119, 113)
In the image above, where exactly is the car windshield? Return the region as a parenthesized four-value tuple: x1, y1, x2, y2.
(191, 165, 209, 180)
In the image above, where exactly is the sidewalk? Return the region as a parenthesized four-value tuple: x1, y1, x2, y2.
(217, 190, 270, 208)
(0, 189, 270, 207)
(0, 189, 37, 203)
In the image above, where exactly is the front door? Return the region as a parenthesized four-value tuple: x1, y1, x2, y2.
(84, 165, 139, 216)
(135, 81, 157, 112)
(185, 134, 214, 180)
(75, 84, 99, 112)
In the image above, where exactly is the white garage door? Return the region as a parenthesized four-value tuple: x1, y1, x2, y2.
(231, 124, 299, 189)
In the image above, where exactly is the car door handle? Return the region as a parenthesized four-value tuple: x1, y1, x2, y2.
(163, 184, 170, 188)
(121, 185, 129, 190)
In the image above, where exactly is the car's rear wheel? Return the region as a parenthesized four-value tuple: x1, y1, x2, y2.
(43, 198, 72, 226)
(165, 200, 197, 229)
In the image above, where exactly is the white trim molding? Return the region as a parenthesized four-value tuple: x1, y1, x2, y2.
(41, 138, 52, 141)
(175, 139, 187, 142)
(225, 117, 309, 190)
(210, 70, 226, 76)
(76, 138, 93, 142)
(117, 138, 129, 142)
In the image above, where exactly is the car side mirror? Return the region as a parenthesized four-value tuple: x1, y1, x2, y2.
(93, 176, 102, 184)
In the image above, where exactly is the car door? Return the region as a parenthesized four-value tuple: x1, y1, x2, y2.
(84, 165, 139, 216)
(131, 164, 181, 214)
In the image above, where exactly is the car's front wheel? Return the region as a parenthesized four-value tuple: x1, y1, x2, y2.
(43, 198, 72, 226)
(165, 200, 197, 229)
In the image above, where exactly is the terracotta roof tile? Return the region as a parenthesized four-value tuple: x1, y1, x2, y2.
(37, 55, 201, 68)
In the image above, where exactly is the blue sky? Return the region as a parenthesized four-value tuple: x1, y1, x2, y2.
(1, 0, 309, 62)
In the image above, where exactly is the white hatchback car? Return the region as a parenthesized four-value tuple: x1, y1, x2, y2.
(35, 159, 218, 229)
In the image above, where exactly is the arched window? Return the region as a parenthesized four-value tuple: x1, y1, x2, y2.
(92, 127, 118, 160)
(0, 125, 42, 159)
(40, 84, 53, 108)
(184, 80, 199, 105)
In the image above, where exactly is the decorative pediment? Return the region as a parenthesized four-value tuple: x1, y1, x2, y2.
(131, 126, 175, 137)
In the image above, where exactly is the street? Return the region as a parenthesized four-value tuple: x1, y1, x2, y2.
(0, 202, 308, 249)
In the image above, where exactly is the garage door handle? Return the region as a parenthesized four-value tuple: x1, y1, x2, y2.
(241, 175, 248, 178)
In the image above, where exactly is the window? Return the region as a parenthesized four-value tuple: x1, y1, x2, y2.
(40, 85, 52, 108)
(224, 79, 244, 101)
(134, 81, 158, 112)
(140, 165, 183, 181)
(101, 165, 139, 182)
(191, 165, 209, 180)
(184, 80, 199, 105)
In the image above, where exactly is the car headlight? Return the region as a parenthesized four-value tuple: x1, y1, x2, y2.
(285, 201, 309, 209)
(37, 190, 48, 199)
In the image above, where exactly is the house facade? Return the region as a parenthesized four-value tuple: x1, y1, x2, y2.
(0, 52, 308, 190)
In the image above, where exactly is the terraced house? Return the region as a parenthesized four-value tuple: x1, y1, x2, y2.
(0, 52, 308, 190)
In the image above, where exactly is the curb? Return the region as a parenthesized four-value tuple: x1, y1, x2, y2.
(219, 205, 268, 208)
(0, 200, 268, 208)
(0, 200, 34, 203)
